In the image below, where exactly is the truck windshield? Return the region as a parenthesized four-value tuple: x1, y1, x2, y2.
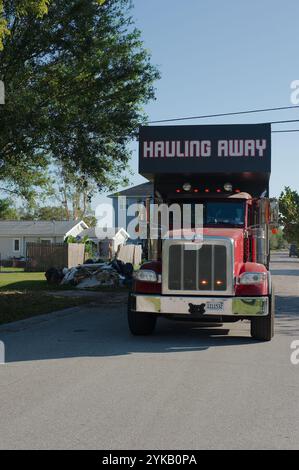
(204, 201, 245, 226)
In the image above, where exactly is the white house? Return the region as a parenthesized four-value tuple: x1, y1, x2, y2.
(0, 220, 88, 260)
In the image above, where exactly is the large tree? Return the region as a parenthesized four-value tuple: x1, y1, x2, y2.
(0, 1, 106, 50)
(0, 197, 18, 218)
(279, 186, 299, 246)
(0, 1, 48, 50)
(0, 0, 159, 200)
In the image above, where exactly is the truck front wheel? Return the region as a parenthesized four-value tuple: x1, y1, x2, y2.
(250, 289, 275, 341)
(128, 295, 157, 336)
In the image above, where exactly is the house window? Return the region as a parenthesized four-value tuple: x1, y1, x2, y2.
(13, 239, 21, 252)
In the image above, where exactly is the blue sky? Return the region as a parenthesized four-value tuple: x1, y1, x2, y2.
(93, 0, 299, 208)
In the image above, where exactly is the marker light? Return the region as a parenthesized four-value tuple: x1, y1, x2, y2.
(183, 182, 192, 191)
(235, 189, 241, 193)
(224, 182, 233, 192)
(201, 280, 208, 285)
(176, 189, 181, 193)
(204, 188, 210, 193)
(216, 280, 223, 285)
(194, 189, 199, 193)
(216, 189, 221, 193)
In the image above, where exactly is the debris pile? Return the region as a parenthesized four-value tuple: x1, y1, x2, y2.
(45, 267, 64, 284)
(45, 260, 133, 288)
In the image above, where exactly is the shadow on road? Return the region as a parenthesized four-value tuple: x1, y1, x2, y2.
(1, 313, 258, 363)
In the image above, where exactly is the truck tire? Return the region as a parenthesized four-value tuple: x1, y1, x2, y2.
(250, 288, 275, 341)
(127, 295, 157, 336)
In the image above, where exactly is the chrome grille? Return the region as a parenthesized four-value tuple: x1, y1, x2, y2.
(163, 238, 234, 296)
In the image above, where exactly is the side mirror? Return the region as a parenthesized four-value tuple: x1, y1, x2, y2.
(269, 198, 279, 228)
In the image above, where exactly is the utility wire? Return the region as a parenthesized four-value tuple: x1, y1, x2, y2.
(271, 118, 299, 125)
(149, 105, 299, 124)
(272, 129, 299, 133)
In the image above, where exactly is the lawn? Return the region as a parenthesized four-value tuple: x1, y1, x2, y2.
(0, 267, 25, 273)
(0, 271, 64, 291)
(0, 271, 89, 325)
(0, 271, 129, 325)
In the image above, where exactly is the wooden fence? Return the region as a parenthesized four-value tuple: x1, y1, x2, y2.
(26, 243, 85, 272)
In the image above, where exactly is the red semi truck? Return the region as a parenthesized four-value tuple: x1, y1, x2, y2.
(128, 123, 278, 341)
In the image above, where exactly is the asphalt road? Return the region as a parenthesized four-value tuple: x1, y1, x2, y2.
(0, 251, 298, 450)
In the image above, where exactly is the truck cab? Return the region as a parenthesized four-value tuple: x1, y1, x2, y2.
(128, 124, 277, 341)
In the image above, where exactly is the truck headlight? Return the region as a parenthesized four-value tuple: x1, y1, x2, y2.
(134, 269, 159, 283)
(237, 272, 267, 285)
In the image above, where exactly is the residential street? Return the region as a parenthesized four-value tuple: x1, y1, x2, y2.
(0, 251, 298, 450)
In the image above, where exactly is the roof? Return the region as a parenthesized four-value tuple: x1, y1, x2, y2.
(0, 220, 88, 237)
(109, 182, 153, 198)
(79, 227, 130, 240)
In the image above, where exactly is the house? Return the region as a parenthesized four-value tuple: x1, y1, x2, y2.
(78, 226, 130, 258)
(109, 181, 153, 242)
(0, 220, 88, 260)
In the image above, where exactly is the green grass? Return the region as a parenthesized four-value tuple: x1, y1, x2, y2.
(0, 271, 129, 326)
(0, 271, 131, 292)
(0, 267, 25, 273)
(0, 271, 69, 291)
(0, 292, 90, 325)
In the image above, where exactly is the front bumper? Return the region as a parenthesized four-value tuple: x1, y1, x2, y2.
(131, 294, 269, 317)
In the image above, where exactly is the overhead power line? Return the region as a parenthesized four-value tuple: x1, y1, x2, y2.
(271, 119, 299, 125)
(149, 105, 299, 124)
(272, 129, 299, 133)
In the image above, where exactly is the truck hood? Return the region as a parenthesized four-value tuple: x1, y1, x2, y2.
(204, 228, 245, 274)
(203, 227, 244, 241)
(167, 227, 244, 242)
(167, 227, 245, 274)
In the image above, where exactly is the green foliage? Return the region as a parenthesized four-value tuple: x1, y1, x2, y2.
(0, 1, 49, 51)
(83, 214, 96, 227)
(19, 204, 67, 220)
(269, 227, 287, 250)
(65, 233, 96, 257)
(279, 186, 299, 245)
(65, 235, 77, 244)
(0, 197, 18, 218)
(18, 201, 96, 225)
(53, 164, 97, 221)
(0, 1, 106, 50)
(0, 0, 159, 199)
